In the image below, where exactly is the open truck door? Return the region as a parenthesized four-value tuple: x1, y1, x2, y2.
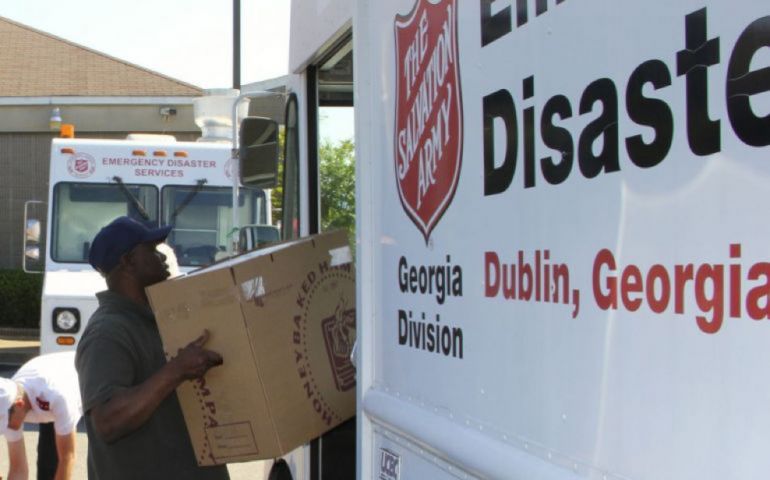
(239, 78, 356, 479)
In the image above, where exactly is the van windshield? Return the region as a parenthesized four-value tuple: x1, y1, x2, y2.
(162, 186, 267, 267)
(51, 183, 267, 268)
(51, 182, 159, 263)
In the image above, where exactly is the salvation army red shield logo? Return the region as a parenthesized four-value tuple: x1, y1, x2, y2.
(67, 152, 96, 178)
(394, 0, 462, 242)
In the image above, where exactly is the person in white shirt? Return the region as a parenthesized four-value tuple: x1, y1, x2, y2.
(0, 351, 82, 480)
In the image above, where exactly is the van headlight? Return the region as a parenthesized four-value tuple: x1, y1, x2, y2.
(52, 308, 80, 333)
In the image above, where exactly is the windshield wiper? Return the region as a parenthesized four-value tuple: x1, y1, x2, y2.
(170, 179, 208, 224)
(112, 176, 150, 221)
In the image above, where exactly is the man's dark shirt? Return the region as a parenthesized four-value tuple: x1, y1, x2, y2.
(75, 290, 229, 480)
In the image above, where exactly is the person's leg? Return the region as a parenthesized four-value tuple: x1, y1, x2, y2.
(37, 422, 58, 480)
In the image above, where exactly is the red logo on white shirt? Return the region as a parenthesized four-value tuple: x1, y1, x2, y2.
(36, 397, 50, 411)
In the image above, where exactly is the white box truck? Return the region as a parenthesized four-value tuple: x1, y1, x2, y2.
(24, 93, 276, 354)
(255, 0, 770, 478)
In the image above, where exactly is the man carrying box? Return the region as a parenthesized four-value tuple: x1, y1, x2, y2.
(75, 216, 229, 480)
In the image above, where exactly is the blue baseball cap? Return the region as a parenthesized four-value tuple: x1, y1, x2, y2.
(88, 216, 172, 274)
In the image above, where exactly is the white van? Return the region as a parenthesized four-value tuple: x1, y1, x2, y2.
(27, 135, 271, 354)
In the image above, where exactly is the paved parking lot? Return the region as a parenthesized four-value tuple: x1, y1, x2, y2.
(0, 428, 271, 479)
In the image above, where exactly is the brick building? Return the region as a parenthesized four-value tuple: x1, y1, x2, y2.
(0, 16, 203, 269)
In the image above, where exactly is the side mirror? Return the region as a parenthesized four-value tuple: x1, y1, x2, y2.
(239, 117, 279, 188)
(25, 245, 40, 261)
(239, 224, 281, 252)
(26, 219, 41, 243)
(23, 201, 46, 273)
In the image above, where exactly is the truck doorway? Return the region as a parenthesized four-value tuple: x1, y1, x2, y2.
(307, 34, 356, 480)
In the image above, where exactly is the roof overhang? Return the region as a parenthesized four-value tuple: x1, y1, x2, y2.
(0, 96, 197, 106)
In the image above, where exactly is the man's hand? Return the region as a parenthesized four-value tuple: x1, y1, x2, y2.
(89, 330, 224, 444)
(169, 330, 224, 381)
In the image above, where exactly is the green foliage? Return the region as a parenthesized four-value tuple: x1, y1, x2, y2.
(270, 129, 355, 244)
(0, 270, 42, 328)
(319, 138, 356, 234)
(270, 128, 285, 223)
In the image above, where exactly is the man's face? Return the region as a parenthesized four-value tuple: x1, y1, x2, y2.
(127, 241, 170, 287)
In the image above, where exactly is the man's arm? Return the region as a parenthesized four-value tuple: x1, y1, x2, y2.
(7, 438, 28, 480)
(53, 432, 76, 480)
(89, 330, 223, 444)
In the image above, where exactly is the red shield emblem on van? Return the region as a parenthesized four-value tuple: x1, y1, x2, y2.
(394, 0, 462, 242)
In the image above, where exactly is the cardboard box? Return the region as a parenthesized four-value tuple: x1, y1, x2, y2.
(147, 230, 356, 465)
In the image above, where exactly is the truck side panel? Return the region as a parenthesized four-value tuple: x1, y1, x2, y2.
(357, 0, 770, 478)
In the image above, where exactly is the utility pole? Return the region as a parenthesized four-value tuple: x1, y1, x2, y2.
(233, 0, 241, 89)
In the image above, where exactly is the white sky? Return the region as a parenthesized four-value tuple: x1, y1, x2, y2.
(0, 0, 291, 89)
(0, 1, 355, 142)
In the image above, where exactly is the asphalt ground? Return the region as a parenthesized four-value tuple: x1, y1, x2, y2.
(0, 338, 39, 366)
(0, 338, 272, 479)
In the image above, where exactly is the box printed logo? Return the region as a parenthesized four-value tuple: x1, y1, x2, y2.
(394, 0, 462, 242)
(294, 262, 356, 426)
(321, 295, 356, 391)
